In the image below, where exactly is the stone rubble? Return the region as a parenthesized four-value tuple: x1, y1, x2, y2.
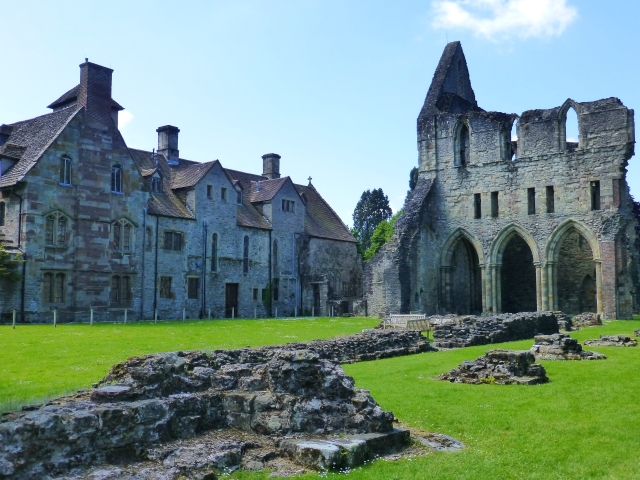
(583, 335, 638, 347)
(0, 330, 434, 479)
(530, 334, 606, 360)
(438, 349, 549, 385)
(570, 312, 602, 329)
(431, 311, 559, 349)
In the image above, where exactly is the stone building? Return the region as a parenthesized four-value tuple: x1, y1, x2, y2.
(365, 42, 638, 320)
(0, 60, 360, 323)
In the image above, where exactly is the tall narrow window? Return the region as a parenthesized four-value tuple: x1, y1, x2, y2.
(221, 187, 227, 202)
(151, 177, 162, 193)
(121, 276, 130, 304)
(145, 227, 153, 251)
(473, 194, 481, 219)
(113, 223, 121, 250)
(564, 106, 579, 150)
(45, 213, 68, 247)
(123, 224, 131, 251)
(54, 273, 65, 303)
(45, 215, 55, 245)
(188, 278, 200, 299)
(43, 272, 53, 303)
(273, 239, 278, 267)
(207, 185, 212, 199)
(160, 276, 172, 298)
(591, 181, 601, 210)
(111, 276, 121, 303)
(457, 124, 470, 166)
(243, 235, 249, 273)
(273, 278, 280, 301)
(211, 233, 218, 272)
(527, 188, 536, 215)
(0, 201, 5, 226)
(546, 186, 555, 213)
(237, 190, 242, 204)
(491, 191, 499, 218)
(60, 156, 72, 185)
(111, 165, 123, 193)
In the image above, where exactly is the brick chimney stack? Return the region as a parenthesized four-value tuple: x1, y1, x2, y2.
(157, 125, 180, 165)
(77, 60, 115, 129)
(262, 153, 281, 179)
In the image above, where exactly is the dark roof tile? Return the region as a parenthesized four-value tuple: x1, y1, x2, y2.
(295, 183, 356, 243)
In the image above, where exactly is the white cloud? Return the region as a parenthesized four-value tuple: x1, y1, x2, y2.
(431, 0, 578, 41)
(118, 110, 134, 128)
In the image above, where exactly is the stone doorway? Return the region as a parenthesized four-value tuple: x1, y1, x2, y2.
(225, 283, 239, 318)
(450, 238, 482, 314)
(501, 235, 536, 313)
(557, 228, 596, 314)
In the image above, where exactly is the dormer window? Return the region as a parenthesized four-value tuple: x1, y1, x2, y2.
(282, 199, 295, 212)
(111, 165, 123, 193)
(237, 190, 242, 205)
(60, 156, 72, 186)
(151, 176, 162, 193)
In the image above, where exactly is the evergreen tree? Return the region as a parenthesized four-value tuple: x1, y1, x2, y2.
(352, 188, 392, 252)
(0, 245, 22, 283)
(363, 210, 402, 261)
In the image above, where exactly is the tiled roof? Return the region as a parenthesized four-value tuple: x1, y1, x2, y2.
(171, 161, 218, 189)
(295, 183, 356, 243)
(0, 106, 80, 189)
(47, 84, 124, 111)
(249, 177, 288, 203)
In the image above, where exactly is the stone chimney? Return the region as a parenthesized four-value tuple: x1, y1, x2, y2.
(262, 153, 281, 179)
(77, 59, 115, 129)
(157, 125, 180, 165)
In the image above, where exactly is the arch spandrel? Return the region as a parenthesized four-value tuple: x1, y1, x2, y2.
(489, 223, 540, 265)
(545, 219, 600, 263)
(441, 227, 485, 267)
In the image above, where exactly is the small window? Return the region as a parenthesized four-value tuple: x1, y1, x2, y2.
(273, 239, 278, 267)
(282, 199, 295, 212)
(43, 272, 66, 303)
(273, 278, 280, 301)
(151, 177, 162, 193)
(491, 191, 499, 218)
(121, 276, 130, 304)
(164, 231, 183, 251)
(111, 276, 130, 304)
(221, 187, 227, 202)
(45, 212, 68, 247)
(160, 276, 172, 299)
(253, 288, 259, 301)
(456, 123, 470, 166)
(211, 233, 218, 272)
(0, 201, 5, 226)
(113, 219, 134, 252)
(111, 275, 121, 304)
(546, 186, 555, 214)
(188, 277, 200, 299)
(207, 185, 213, 199)
(590, 181, 601, 211)
(243, 235, 249, 273)
(237, 190, 243, 204)
(111, 165, 123, 193)
(473, 194, 481, 219)
(527, 188, 536, 215)
(60, 156, 72, 185)
(145, 227, 153, 251)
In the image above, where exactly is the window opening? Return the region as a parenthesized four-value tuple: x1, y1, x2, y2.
(491, 191, 499, 218)
(111, 165, 123, 193)
(211, 233, 218, 272)
(221, 187, 227, 202)
(282, 199, 295, 212)
(273, 239, 278, 267)
(473, 194, 481, 219)
(45, 212, 68, 247)
(510, 120, 518, 161)
(590, 181, 601, 211)
(207, 185, 212, 199)
(0, 201, 5, 226)
(145, 227, 153, 251)
(273, 278, 280, 301)
(546, 186, 555, 213)
(527, 188, 536, 215)
(237, 190, 242, 204)
(151, 177, 162, 193)
(159, 276, 172, 298)
(43, 273, 53, 303)
(243, 236, 249, 273)
(54, 273, 65, 303)
(111, 275, 121, 303)
(60, 156, 72, 185)
(188, 278, 200, 299)
(253, 288, 259, 301)
(164, 231, 183, 251)
(565, 106, 579, 149)
(457, 124, 470, 166)
(113, 219, 133, 251)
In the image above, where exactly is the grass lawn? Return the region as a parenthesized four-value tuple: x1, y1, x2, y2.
(2, 317, 640, 479)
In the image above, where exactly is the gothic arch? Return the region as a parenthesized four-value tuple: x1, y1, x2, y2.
(441, 227, 485, 267)
(489, 223, 540, 266)
(453, 118, 472, 167)
(559, 98, 583, 150)
(545, 219, 600, 263)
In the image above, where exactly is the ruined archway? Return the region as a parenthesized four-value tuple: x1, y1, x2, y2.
(441, 228, 484, 314)
(501, 235, 537, 313)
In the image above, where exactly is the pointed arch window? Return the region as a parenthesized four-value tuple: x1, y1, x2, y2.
(45, 212, 69, 247)
(113, 219, 134, 252)
(455, 123, 470, 166)
(111, 165, 123, 193)
(60, 156, 72, 185)
(243, 235, 249, 273)
(561, 102, 580, 151)
(211, 233, 218, 272)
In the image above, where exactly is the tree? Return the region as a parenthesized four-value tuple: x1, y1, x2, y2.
(0, 244, 22, 283)
(363, 209, 402, 261)
(405, 166, 419, 204)
(352, 188, 392, 253)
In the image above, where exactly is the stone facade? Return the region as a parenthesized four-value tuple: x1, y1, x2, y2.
(0, 61, 360, 322)
(365, 42, 638, 319)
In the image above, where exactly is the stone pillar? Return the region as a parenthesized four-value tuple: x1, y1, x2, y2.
(540, 262, 548, 311)
(599, 241, 617, 319)
(546, 262, 556, 311)
(495, 265, 502, 313)
(535, 263, 542, 311)
(440, 266, 450, 313)
(595, 260, 603, 317)
(480, 264, 487, 313)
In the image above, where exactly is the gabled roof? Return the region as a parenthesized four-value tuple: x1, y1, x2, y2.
(171, 161, 218, 189)
(47, 84, 124, 111)
(248, 177, 289, 203)
(295, 183, 355, 243)
(0, 106, 80, 189)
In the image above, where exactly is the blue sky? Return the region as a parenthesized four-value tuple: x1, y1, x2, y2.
(1, 0, 638, 224)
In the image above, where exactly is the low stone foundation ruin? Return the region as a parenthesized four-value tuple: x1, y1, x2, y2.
(530, 334, 606, 360)
(431, 311, 559, 349)
(570, 312, 602, 329)
(438, 349, 548, 385)
(0, 330, 433, 479)
(583, 335, 638, 347)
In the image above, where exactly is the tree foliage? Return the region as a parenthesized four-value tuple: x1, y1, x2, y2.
(405, 166, 419, 204)
(352, 188, 392, 252)
(0, 244, 22, 283)
(363, 210, 402, 261)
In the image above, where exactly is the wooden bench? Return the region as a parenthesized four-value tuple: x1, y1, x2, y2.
(382, 313, 427, 330)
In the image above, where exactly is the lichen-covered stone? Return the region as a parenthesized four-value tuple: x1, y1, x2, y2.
(583, 335, 637, 347)
(530, 333, 606, 360)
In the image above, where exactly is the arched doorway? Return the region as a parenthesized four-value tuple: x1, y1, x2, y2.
(501, 234, 537, 313)
(557, 227, 596, 314)
(450, 238, 482, 314)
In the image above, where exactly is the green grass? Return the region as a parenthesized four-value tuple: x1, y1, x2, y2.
(0, 316, 378, 412)
(2, 317, 640, 479)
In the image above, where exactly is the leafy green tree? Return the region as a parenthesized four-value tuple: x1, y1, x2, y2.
(363, 210, 402, 261)
(0, 244, 22, 283)
(405, 166, 419, 203)
(352, 188, 392, 252)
